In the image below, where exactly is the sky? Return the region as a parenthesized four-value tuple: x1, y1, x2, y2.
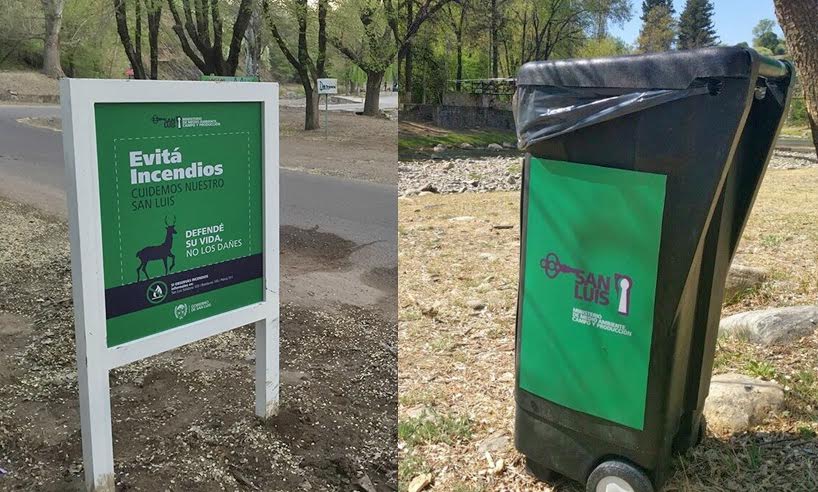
(609, 0, 784, 47)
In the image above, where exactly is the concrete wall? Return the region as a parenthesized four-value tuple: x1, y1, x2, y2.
(401, 103, 515, 130)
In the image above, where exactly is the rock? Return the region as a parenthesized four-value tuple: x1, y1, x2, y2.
(420, 303, 439, 318)
(433, 144, 447, 152)
(405, 404, 435, 421)
(467, 299, 486, 311)
(443, 161, 455, 171)
(719, 305, 818, 345)
(502, 141, 516, 149)
(419, 182, 438, 193)
(458, 142, 474, 150)
(487, 143, 503, 151)
(281, 370, 308, 386)
(506, 175, 516, 185)
(356, 474, 377, 492)
(477, 430, 510, 454)
(724, 264, 767, 301)
(449, 216, 475, 222)
(704, 373, 784, 433)
(408, 473, 432, 492)
(476, 282, 492, 292)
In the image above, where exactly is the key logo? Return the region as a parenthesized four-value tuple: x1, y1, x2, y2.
(540, 252, 632, 316)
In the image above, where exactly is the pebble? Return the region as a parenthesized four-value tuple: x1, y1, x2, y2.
(467, 299, 486, 311)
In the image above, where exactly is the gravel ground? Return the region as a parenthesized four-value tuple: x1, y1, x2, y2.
(0, 198, 397, 491)
(398, 150, 818, 196)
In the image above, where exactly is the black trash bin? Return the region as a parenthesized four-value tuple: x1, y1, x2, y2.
(512, 47, 794, 492)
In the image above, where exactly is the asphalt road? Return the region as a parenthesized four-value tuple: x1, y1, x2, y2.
(0, 104, 397, 313)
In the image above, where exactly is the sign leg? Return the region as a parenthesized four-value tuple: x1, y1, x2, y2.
(255, 317, 280, 418)
(77, 358, 115, 492)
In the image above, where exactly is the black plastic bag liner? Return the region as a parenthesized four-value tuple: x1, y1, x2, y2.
(513, 85, 710, 148)
(512, 48, 789, 150)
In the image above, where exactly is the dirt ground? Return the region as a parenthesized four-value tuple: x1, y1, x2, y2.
(280, 108, 396, 184)
(0, 71, 59, 98)
(0, 198, 397, 491)
(397, 167, 818, 491)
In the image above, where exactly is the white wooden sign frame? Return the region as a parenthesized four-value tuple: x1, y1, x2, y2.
(60, 79, 279, 492)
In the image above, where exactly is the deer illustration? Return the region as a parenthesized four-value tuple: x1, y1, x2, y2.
(136, 215, 177, 281)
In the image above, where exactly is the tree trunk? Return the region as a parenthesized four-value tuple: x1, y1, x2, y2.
(363, 71, 384, 116)
(455, 30, 463, 90)
(243, 6, 262, 77)
(774, 0, 818, 156)
(490, 0, 499, 78)
(147, 0, 161, 79)
(41, 0, 65, 78)
(304, 82, 320, 130)
(404, 44, 413, 102)
(402, 0, 413, 102)
(114, 0, 147, 79)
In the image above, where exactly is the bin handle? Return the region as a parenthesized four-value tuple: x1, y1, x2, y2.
(757, 54, 789, 79)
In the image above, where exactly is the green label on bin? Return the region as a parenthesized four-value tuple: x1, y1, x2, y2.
(518, 157, 666, 430)
(94, 102, 264, 347)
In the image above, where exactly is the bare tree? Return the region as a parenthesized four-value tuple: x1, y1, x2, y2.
(113, 0, 163, 79)
(41, 0, 66, 78)
(264, 0, 326, 129)
(774, 0, 818, 155)
(166, 0, 254, 76)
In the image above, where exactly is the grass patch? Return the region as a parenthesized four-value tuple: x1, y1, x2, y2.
(398, 121, 516, 157)
(398, 129, 516, 152)
(398, 413, 472, 447)
(745, 359, 777, 380)
(760, 233, 785, 249)
(398, 453, 430, 492)
(779, 124, 811, 139)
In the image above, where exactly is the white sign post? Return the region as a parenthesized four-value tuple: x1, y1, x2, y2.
(60, 79, 280, 492)
(317, 78, 338, 139)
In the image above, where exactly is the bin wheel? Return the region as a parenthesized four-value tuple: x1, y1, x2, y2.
(525, 457, 558, 482)
(586, 460, 654, 492)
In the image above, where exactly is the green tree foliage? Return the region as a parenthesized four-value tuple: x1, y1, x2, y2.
(401, 0, 635, 104)
(640, 0, 673, 22)
(577, 36, 630, 58)
(587, 0, 632, 39)
(0, 1, 43, 67)
(637, 4, 675, 53)
(752, 18, 786, 55)
(677, 0, 717, 49)
(331, 0, 396, 115)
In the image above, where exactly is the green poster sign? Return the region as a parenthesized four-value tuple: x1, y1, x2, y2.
(518, 157, 666, 430)
(94, 102, 264, 347)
